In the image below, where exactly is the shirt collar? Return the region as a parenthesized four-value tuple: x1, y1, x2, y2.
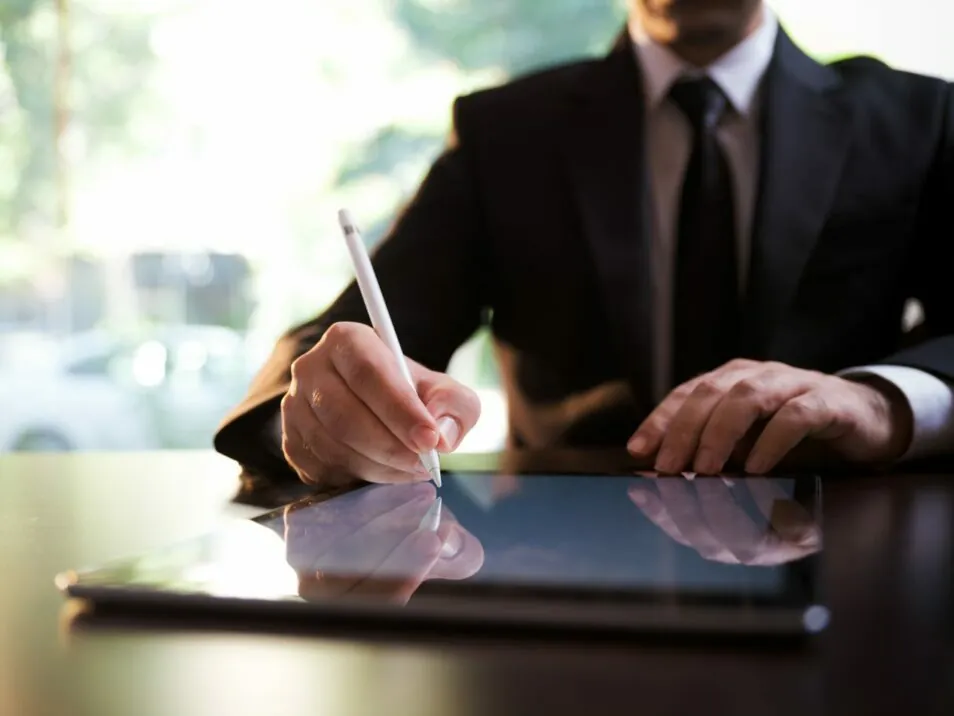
(629, 7, 779, 116)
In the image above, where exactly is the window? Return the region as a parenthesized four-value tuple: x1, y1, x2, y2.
(0, 0, 951, 453)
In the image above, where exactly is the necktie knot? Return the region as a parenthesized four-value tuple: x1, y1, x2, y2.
(669, 76, 728, 131)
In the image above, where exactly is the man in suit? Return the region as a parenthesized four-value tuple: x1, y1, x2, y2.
(215, 0, 954, 489)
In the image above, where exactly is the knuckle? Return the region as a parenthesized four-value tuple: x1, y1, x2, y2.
(289, 355, 305, 382)
(324, 323, 364, 362)
(785, 396, 819, 421)
(324, 321, 354, 344)
(728, 358, 756, 370)
(290, 349, 323, 383)
(730, 377, 762, 399)
(309, 387, 325, 412)
(693, 377, 724, 397)
(671, 385, 694, 402)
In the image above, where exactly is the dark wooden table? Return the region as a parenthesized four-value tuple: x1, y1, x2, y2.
(0, 451, 951, 716)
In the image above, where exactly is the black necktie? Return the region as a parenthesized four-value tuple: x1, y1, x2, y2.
(669, 76, 740, 387)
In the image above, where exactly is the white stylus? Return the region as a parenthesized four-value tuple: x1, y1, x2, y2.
(418, 497, 442, 532)
(337, 208, 442, 488)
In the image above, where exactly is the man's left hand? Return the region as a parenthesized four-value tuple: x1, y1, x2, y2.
(627, 359, 914, 474)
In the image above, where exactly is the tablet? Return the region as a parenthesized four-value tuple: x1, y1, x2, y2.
(57, 456, 826, 639)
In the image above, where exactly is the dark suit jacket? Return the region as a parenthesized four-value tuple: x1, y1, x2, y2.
(215, 28, 954, 484)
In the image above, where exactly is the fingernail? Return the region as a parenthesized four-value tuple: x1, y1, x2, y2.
(437, 416, 460, 451)
(628, 435, 647, 454)
(655, 451, 676, 474)
(410, 425, 439, 452)
(694, 449, 718, 475)
(440, 527, 462, 558)
(746, 457, 766, 474)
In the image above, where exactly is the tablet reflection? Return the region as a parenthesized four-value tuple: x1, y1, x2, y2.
(628, 475, 821, 566)
(281, 483, 485, 605)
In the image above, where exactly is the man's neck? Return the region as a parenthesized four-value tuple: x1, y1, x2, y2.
(631, 4, 765, 68)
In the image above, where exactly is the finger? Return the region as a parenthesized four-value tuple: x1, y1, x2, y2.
(288, 412, 428, 486)
(744, 392, 835, 474)
(280, 398, 341, 486)
(281, 429, 326, 487)
(286, 488, 436, 572)
(747, 536, 820, 566)
(693, 371, 811, 474)
(351, 528, 444, 604)
(416, 368, 481, 453)
(744, 478, 821, 549)
(629, 361, 758, 464)
(654, 478, 739, 563)
(299, 370, 428, 476)
(653, 377, 733, 474)
(627, 486, 693, 547)
(627, 381, 696, 459)
(694, 479, 764, 564)
(285, 482, 434, 534)
(284, 483, 435, 558)
(325, 323, 440, 454)
(301, 491, 435, 578)
(427, 520, 486, 581)
(743, 476, 794, 518)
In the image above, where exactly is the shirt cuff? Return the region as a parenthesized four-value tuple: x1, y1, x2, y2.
(838, 365, 954, 461)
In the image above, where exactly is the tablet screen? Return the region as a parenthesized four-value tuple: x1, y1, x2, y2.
(65, 471, 823, 631)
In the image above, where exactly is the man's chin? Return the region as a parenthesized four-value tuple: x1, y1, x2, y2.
(671, 12, 747, 46)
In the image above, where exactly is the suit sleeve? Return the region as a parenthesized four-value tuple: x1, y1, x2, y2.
(878, 83, 954, 386)
(214, 97, 490, 481)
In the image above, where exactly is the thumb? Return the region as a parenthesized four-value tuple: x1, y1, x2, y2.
(411, 364, 481, 453)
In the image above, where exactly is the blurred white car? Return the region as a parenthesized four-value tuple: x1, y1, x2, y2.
(0, 325, 251, 452)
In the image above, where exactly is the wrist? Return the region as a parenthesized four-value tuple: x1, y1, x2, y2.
(851, 376, 914, 463)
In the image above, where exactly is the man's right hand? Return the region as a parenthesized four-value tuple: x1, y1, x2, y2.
(280, 322, 481, 486)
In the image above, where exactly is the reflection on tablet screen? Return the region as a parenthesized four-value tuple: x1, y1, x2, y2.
(254, 473, 821, 608)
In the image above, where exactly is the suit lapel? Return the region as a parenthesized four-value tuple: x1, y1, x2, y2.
(563, 35, 655, 399)
(743, 30, 854, 356)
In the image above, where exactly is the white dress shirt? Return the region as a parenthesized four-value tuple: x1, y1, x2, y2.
(630, 7, 954, 459)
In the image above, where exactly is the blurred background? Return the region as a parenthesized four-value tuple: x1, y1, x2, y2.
(0, 0, 952, 455)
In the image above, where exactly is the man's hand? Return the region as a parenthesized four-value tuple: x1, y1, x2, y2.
(627, 359, 914, 474)
(281, 322, 481, 486)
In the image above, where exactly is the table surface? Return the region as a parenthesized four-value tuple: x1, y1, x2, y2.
(0, 450, 952, 716)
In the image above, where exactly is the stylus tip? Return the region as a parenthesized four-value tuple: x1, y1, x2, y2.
(337, 208, 357, 235)
(418, 497, 442, 532)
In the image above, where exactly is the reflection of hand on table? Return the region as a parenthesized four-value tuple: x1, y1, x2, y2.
(283, 483, 484, 604)
(628, 475, 821, 566)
